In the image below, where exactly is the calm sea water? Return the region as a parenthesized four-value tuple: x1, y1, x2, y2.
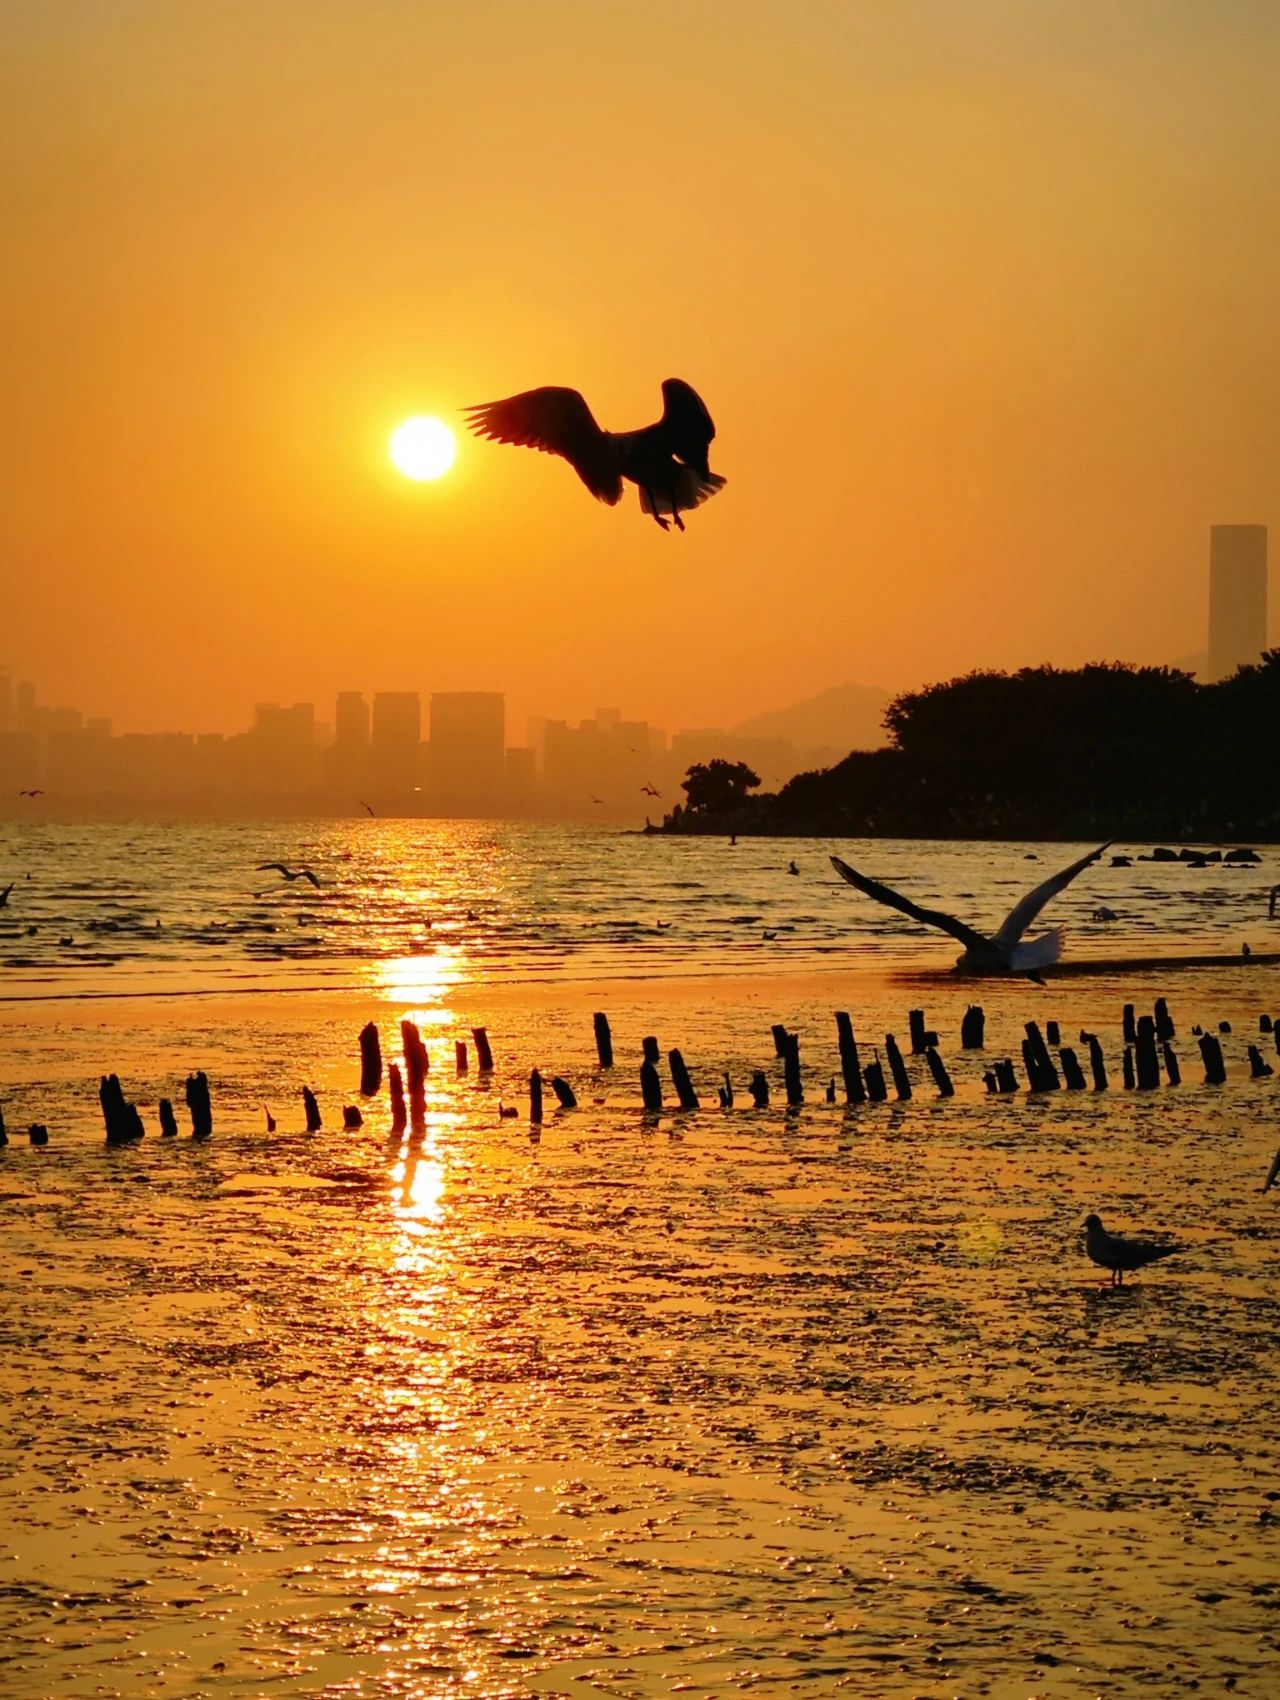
(3, 823, 1279, 1699)
(0, 821, 1273, 999)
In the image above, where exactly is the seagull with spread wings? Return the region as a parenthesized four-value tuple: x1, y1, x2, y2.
(829, 841, 1110, 981)
(257, 862, 321, 889)
(464, 378, 725, 531)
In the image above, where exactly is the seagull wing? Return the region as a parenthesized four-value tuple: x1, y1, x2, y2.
(256, 862, 289, 875)
(659, 378, 716, 474)
(301, 869, 321, 889)
(463, 386, 623, 503)
(991, 841, 1111, 951)
(829, 855, 988, 952)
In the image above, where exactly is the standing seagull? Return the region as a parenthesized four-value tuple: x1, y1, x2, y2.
(256, 862, 321, 889)
(829, 841, 1110, 981)
(464, 378, 725, 531)
(1083, 1213, 1182, 1286)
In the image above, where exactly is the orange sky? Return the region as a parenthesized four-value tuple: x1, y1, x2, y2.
(4, 1, 1278, 739)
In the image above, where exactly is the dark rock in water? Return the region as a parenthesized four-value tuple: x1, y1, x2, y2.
(1225, 847, 1261, 863)
(342, 1105, 363, 1130)
(1219, 1020, 1232, 1034)
(1148, 847, 1179, 862)
(1110, 855, 1132, 866)
(28, 1124, 48, 1145)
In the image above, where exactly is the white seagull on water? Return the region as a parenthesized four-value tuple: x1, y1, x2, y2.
(829, 841, 1110, 982)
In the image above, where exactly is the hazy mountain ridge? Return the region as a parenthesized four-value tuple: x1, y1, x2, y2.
(729, 681, 892, 755)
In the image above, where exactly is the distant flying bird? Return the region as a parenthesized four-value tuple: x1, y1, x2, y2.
(1083, 1213, 1182, 1286)
(256, 862, 321, 889)
(464, 378, 725, 531)
(17, 789, 43, 797)
(361, 801, 375, 817)
(829, 841, 1110, 981)
(591, 795, 605, 805)
(640, 783, 661, 797)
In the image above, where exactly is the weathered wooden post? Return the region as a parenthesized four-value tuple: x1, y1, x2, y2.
(1122, 1048, 1135, 1089)
(669, 1049, 700, 1110)
(1162, 1042, 1181, 1086)
(960, 1005, 985, 1049)
(907, 1009, 936, 1053)
(771, 1023, 789, 1058)
(884, 1035, 911, 1101)
(864, 1055, 888, 1102)
(1198, 1034, 1227, 1085)
(358, 1022, 382, 1095)
(1134, 1016, 1161, 1090)
(780, 1031, 804, 1106)
(640, 1058, 663, 1111)
(749, 1069, 770, 1107)
(983, 1069, 997, 1093)
(593, 1012, 614, 1068)
(825, 1076, 836, 1103)
(642, 1035, 660, 1065)
(28, 1124, 48, 1145)
(1046, 1020, 1061, 1047)
(159, 1098, 178, 1137)
(1080, 1031, 1108, 1090)
(1261, 1013, 1274, 1033)
(343, 1105, 363, 1129)
(529, 1068, 543, 1124)
(721, 1073, 734, 1108)
(1059, 1048, 1086, 1091)
(834, 1011, 866, 1104)
(1154, 998, 1175, 1042)
(550, 1076, 578, 1108)
(1122, 1003, 1137, 1045)
(1247, 1044, 1274, 1079)
(302, 1086, 322, 1132)
(1023, 1023, 1061, 1091)
(389, 1063, 407, 1133)
(472, 1027, 494, 1071)
(925, 1048, 954, 1097)
(185, 1071, 213, 1140)
(994, 1057, 1018, 1094)
(0, 1101, 5, 1144)
(101, 1074, 144, 1146)
(455, 1040, 468, 1073)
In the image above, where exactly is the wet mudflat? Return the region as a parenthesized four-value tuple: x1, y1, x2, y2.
(2, 972, 1279, 1698)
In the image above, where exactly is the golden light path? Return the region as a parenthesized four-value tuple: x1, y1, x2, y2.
(389, 415, 456, 481)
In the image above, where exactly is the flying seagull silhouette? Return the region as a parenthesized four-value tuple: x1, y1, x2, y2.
(829, 841, 1110, 981)
(18, 789, 43, 797)
(257, 862, 321, 889)
(464, 379, 725, 531)
(640, 783, 661, 797)
(1083, 1213, 1181, 1286)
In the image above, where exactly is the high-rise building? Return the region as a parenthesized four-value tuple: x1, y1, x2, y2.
(1208, 524, 1268, 682)
(334, 691, 370, 748)
(369, 691, 422, 788)
(428, 692, 505, 809)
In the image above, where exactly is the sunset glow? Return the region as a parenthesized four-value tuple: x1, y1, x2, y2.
(389, 416, 456, 482)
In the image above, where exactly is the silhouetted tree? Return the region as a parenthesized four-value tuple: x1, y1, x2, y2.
(682, 760, 761, 817)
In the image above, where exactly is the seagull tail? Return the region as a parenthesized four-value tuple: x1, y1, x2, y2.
(1010, 928, 1064, 972)
(639, 467, 727, 518)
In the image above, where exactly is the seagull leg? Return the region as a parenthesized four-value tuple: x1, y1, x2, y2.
(672, 507, 685, 532)
(643, 491, 670, 530)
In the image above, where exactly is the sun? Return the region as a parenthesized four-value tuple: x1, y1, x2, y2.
(389, 416, 456, 482)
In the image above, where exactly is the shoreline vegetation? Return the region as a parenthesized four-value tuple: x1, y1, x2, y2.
(651, 657, 1280, 842)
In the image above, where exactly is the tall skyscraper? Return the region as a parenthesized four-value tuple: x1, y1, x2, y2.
(1208, 524, 1268, 682)
(334, 691, 370, 749)
(429, 692, 505, 808)
(369, 691, 421, 787)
